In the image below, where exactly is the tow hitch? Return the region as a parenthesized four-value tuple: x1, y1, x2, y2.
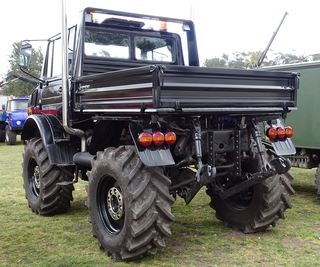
(218, 119, 292, 200)
(218, 157, 291, 200)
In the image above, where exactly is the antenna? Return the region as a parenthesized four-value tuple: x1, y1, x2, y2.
(190, 5, 194, 21)
(256, 11, 288, 67)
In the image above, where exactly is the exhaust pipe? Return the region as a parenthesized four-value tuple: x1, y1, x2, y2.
(61, 0, 85, 149)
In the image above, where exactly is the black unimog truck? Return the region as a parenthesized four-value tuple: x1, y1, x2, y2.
(20, 3, 298, 261)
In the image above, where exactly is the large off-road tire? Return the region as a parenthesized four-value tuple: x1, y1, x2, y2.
(5, 125, 16, 145)
(22, 137, 74, 215)
(86, 146, 175, 261)
(0, 128, 5, 142)
(206, 143, 295, 233)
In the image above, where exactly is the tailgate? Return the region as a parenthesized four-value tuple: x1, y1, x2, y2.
(75, 64, 298, 115)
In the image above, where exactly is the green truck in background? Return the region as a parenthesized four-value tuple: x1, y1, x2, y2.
(265, 61, 320, 192)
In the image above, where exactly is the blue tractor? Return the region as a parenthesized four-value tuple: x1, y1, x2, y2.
(0, 97, 29, 145)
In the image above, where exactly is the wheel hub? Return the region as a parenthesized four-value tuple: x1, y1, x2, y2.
(107, 187, 124, 221)
(33, 166, 40, 190)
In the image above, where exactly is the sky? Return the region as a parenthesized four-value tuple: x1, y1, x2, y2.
(1, 0, 319, 77)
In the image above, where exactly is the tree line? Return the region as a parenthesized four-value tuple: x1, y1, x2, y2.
(203, 50, 320, 69)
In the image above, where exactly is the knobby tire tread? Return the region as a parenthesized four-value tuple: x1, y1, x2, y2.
(206, 143, 294, 233)
(5, 125, 16, 145)
(22, 138, 74, 215)
(86, 146, 174, 261)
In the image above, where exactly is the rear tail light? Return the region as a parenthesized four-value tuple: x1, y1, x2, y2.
(165, 131, 176, 145)
(266, 127, 278, 140)
(152, 131, 164, 146)
(266, 126, 294, 140)
(285, 126, 294, 138)
(138, 132, 152, 147)
(277, 127, 286, 139)
(138, 131, 176, 147)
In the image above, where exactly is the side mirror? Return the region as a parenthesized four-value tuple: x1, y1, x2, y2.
(1, 104, 4, 110)
(19, 42, 32, 69)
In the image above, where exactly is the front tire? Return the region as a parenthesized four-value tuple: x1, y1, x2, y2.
(86, 146, 175, 261)
(206, 143, 295, 233)
(22, 137, 74, 215)
(5, 125, 16, 145)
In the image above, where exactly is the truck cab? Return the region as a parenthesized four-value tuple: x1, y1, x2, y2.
(0, 97, 29, 145)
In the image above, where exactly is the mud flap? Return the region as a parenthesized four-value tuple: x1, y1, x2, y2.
(270, 137, 296, 156)
(129, 122, 175, 167)
(266, 119, 296, 156)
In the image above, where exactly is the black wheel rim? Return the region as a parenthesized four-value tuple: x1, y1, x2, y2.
(225, 188, 254, 211)
(28, 158, 40, 197)
(97, 176, 125, 235)
(217, 176, 254, 211)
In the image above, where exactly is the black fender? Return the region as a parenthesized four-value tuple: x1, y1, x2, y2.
(1, 120, 13, 131)
(129, 121, 175, 167)
(21, 114, 77, 165)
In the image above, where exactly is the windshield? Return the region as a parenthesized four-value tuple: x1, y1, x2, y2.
(10, 100, 28, 110)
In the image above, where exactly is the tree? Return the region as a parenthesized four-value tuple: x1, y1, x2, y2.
(203, 51, 268, 69)
(313, 54, 320, 61)
(203, 50, 318, 69)
(271, 52, 304, 65)
(203, 53, 228, 68)
(2, 41, 43, 96)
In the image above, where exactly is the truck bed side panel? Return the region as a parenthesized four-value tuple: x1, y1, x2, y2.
(160, 66, 297, 108)
(75, 65, 298, 113)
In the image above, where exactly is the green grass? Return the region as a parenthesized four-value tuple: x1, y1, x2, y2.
(1, 142, 320, 266)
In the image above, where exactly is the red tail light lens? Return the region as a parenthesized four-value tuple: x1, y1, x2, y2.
(266, 127, 277, 140)
(139, 130, 177, 147)
(277, 127, 286, 139)
(266, 125, 294, 140)
(138, 132, 152, 147)
(165, 131, 177, 145)
(152, 131, 165, 146)
(285, 126, 294, 138)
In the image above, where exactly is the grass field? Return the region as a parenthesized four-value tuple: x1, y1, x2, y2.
(1, 142, 320, 266)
